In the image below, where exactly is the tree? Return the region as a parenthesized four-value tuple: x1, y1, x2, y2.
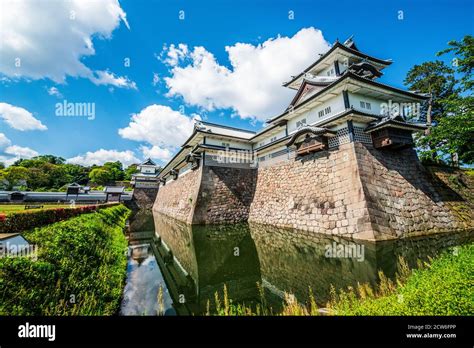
(89, 168, 113, 185)
(407, 35, 474, 166)
(14, 155, 65, 167)
(63, 164, 90, 185)
(103, 161, 125, 181)
(124, 164, 139, 180)
(417, 96, 474, 165)
(437, 35, 473, 92)
(1, 166, 29, 190)
(404, 60, 458, 123)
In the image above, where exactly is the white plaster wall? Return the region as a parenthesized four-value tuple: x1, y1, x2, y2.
(348, 93, 384, 115)
(205, 137, 253, 150)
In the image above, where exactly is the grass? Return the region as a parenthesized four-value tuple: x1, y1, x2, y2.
(0, 204, 88, 215)
(328, 243, 473, 316)
(206, 243, 473, 316)
(0, 204, 131, 315)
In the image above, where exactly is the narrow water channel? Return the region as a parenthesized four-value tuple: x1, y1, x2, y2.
(121, 210, 473, 315)
(120, 211, 175, 315)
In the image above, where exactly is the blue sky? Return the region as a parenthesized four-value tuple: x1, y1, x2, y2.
(0, 0, 472, 167)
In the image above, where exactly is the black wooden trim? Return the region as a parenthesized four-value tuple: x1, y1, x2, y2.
(347, 120, 355, 142)
(343, 90, 350, 109)
(334, 61, 341, 76)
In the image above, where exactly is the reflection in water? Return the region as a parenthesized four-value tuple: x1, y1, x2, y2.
(152, 212, 473, 314)
(153, 214, 261, 314)
(120, 211, 175, 316)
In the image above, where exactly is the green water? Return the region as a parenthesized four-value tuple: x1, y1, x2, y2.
(121, 210, 473, 315)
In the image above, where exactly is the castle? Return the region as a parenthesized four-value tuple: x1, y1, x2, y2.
(153, 38, 473, 241)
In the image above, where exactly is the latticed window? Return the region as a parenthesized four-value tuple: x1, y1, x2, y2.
(354, 127, 373, 144)
(328, 127, 350, 148)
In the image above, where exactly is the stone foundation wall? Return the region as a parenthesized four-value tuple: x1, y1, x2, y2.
(249, 143, 376, 240)
(193, 166, 257, 224)
(132, 187, 158, 210)
(153, 167, 202, 223)
(153, 141, 473, 240)
(354, 143, 474, 239)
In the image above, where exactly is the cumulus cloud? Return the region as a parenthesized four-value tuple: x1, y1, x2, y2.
(161, 43, 189, 66)
(0, 102, 47, 131)
(4, 145, 39, 158)
(90, 70, 137, 89)
(0, 0, 134, 88)
(0, 134, 39, 166)
(163, 27, 330, 121)
(140, 145, 173, 162)
(0, 133, 12, 148)
(152, 72, 160, 86)
(119, 104, 199, 162)
(67, 149, 140, 167)
(47, 86, 63, 98)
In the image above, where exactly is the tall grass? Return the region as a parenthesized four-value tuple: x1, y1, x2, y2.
(328, 244, 473, 316)
(205, 244, 473, 316)
(0, 204, 131, 315)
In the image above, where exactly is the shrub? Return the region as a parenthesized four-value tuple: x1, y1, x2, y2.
(0, 203, 120, 234)
(0, 204, 131, 315)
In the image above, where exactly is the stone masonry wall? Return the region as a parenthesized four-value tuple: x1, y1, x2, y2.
(153, 166, 203, 224)
(153, 141, 473, 240)
(249, 142, 376, 240)
(132, 187, 158, 210)
(354, 143, 474, 239)
(153, 165, 257, 224)
(192, 166, 257, 224)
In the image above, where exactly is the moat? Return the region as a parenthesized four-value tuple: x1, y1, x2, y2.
(120, 210, 473, 316)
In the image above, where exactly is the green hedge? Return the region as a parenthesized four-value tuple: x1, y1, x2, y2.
(328, 243, 474, 316)
(0, 204, 131, 315)
(0, 203, 120, 234)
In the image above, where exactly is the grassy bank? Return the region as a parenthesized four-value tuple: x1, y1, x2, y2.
(328, 243, 473, 316)
(207, 243, 473, 316)
(0, 204, 130, 315)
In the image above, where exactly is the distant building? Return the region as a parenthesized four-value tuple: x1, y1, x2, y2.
(131, 158, 160, 189)
(66, 183, 82, 196)
(104, 186, 125, 202)
(9, 191, 25, 202)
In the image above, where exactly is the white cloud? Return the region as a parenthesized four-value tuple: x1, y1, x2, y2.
(119, 104, 199, 148)
(161, 43, 189, 66)
(47, 86, 63, 98)
(0, 0, 134, 88)
(0, 102, 47, 131)
(0, 133, 12, 148)
(140, 145, 173, 162)
(119, 104, 200, 163)
(152, 72, 160, 86)
(163, 27, 330, 121)
(67, 149, 140, 167)
(0, 133, 39, 166)
(5, 145, 39, 158)
(90, 70, 137, 90)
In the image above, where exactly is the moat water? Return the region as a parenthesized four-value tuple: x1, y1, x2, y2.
(120, 210, 473, 315)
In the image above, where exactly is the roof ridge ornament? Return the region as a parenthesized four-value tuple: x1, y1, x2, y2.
(194, 121, 207, 131)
